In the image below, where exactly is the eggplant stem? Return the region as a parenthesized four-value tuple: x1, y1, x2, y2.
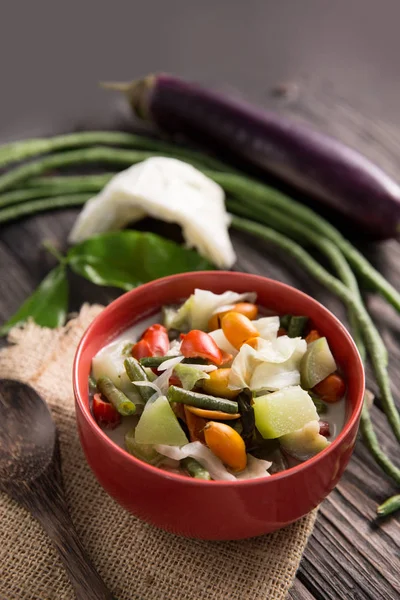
(99, 81, 133, 93)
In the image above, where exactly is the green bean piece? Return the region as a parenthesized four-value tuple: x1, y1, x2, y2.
(287, 316, 309, 338)
(25, 173, 114, 190)
(182, 357, 208, 365)
(181, 457, 212, 480)
(167, 385, 239, 414)
(212, 170, 400, 315)
(139, 355, 179, 368)
(237, 392, 255, 445)
(279, 314, 292, 330)
(97, 376, 136, 416)
(227, 198, 371, 360)
(230, 215, 400, 444)
(359, 403, 400, 487)
(0, 131, 229, 172)
(124, 357, 155, 402)
(0, 147, 213, 195)
(0, 194, 91, 225)
(88, 375, 97, 392)
(377, 494, 400, 517)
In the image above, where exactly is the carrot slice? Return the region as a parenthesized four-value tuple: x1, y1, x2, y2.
(305, 329, 321, 344)
(186, 405, 240, 420)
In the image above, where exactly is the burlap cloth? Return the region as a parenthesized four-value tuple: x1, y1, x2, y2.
(0, 305, 317, 600)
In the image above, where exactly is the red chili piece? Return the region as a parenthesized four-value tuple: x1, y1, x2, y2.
(180, 330, 223, 365)
(92, 393, 121, 428)
(132, 323, 169, 359)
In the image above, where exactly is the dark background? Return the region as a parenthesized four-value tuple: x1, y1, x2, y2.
(1, 2, 400, 599)
(1, 0, 400, 142)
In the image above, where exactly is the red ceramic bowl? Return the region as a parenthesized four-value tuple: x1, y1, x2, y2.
(73, 271, 365, 540)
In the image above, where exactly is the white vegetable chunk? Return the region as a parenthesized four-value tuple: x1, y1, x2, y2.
(69, 157, 236, 268)
(169, 288, 257, 331)
(228, 335, 307, 391)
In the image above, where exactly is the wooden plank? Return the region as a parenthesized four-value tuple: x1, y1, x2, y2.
(1, 81, 400, 600)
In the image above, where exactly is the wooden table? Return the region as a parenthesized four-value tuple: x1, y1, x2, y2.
(1, 2, 399, 598)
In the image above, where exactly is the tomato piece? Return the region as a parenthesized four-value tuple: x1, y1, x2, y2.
(142, 324, 169, 355)
(132, 323, 169, 359)
(92, 393, 121, 428)
(313, 374, 346, 403)
(207, 302, 258, 331)
(132, 338, 152, 360)
(221, 312, 260, 350)
(180, 330, 223, 365)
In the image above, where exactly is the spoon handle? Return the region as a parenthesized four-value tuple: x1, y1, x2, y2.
(22, 471, 115, 600)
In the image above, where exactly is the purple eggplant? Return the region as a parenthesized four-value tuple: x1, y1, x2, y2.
(104, 73, 400, 239)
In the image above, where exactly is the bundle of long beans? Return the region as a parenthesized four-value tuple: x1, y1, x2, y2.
(0, 131, 399, 516)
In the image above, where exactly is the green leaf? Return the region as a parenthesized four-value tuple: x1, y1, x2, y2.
(0, 265, 69, 335)
(67, 231, 214, 290)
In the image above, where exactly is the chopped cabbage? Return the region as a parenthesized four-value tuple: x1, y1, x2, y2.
(69, 157, 236, 268)
(168, 288, 257, 331)
(252, 316, 280, 341)
(235, 454, 272, 479)
(228, 335, 307, 391)
(209, 328, 238, 356)
(228, 343, 260, 389)
(155, 442, 236, 481)
(173, 363, 210, 390)
(92, 340, 143, 403)
(251, 337, 307, 391)
(157, 356, 184, 371)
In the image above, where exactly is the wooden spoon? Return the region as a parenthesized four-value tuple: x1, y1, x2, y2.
(0, 379, 114, 600)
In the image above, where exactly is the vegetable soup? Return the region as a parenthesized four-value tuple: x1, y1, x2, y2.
(89, 289, 346, 481)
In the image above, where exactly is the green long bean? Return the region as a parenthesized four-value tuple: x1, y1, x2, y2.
(377, 494, 400, 517)
(0, 130, 228, 172)
(232, 202, 400, 504)
(360, 405, 400, 487)
(212, 171, 400, 314)
(230, 214, 400, 444)
(227, 198, 378, 362)
(0, 194, 91, 224)
(97, 376, 136, 416)
(26, 174, 114, 190)
(0, 147, 219, 194)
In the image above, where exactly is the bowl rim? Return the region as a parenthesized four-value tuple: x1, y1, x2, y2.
(73, 270, 365, 488)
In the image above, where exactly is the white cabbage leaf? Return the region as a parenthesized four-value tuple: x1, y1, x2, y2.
(252, 316, 280, 341)
(155, 442, 236, 481)
(235, 454, 272, 480)
(228, 335, 307, 391)
(209, 328, 238, 356)
(169, 288, 257, 331)
(250, 337, 307, 391)
(92, 340, 143, 404)
(69, 157, 236, 268)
